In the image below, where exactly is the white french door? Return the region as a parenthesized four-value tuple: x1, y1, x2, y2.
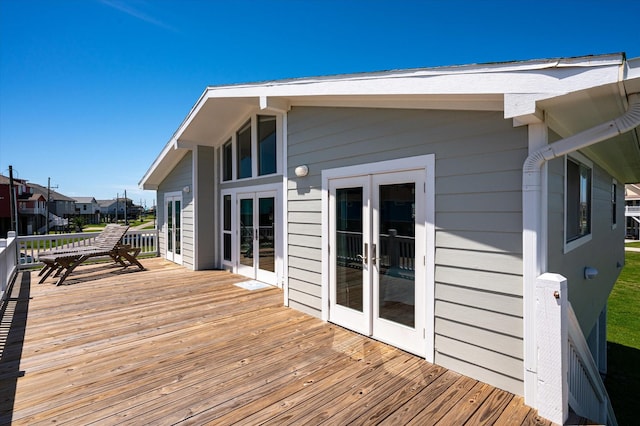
(165, 193, 182, 264)
(237, 191, 277, 284)
(329, 170, 427, 356)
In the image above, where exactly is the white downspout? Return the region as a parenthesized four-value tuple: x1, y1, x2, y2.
(523, 93, 640, 410)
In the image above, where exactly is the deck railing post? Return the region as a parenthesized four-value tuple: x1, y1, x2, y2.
(535, 272, 568, 425)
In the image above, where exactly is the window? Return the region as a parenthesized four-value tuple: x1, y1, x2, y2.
(237, 120, 252, 179)
(258, 115, 277, 176)
(222, 139, 233, 181)
(566, 155, 592, 244)
(222, 115, 279, 182)
(612, 180, 617, 228)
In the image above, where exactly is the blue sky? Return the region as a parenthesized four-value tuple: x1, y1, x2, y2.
(1, 0, 639, 209)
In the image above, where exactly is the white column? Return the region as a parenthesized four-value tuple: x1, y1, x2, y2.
(535, 272, 568, 425)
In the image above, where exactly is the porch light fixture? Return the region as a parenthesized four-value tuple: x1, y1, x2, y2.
(584, 266, 598, 280)
(294, 165, 309, 177)
(183, 185, 191, 193)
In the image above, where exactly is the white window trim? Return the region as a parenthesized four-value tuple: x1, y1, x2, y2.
(220, 113, 283, 183)
(219, 183, 283, 287)
(564, 152, 593, 254)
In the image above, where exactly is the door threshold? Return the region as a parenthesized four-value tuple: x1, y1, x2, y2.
(234, 280, 272, 291)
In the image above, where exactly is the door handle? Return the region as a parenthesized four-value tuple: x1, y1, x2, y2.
(372, 243, 377, 266)
(356, 242, 368, 263)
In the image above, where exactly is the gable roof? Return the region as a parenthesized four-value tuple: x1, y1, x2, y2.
(28, 183, 76, 202)
(140, 53, 640, 189)
(73, 197, 97, 204)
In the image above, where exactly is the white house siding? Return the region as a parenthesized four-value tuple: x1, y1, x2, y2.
(157, 151, 195, 269)
(287, 106, 527, 394)
(546, 146, 626, 337)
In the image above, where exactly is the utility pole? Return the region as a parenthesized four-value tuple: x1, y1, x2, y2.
(115, 193, 118, 223)
(8, 165, 18, 233)
(124, 189, 128, 225)
(46, 177, 58, 234)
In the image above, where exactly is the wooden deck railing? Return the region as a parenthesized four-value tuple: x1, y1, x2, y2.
(567, 303, 617, 425)
(625, 205, 640, 216)
(0, 231, 18, 302)
(15, 229, 159, 269)
(335, 230, 415, 272)
(536, 273, 617, 425)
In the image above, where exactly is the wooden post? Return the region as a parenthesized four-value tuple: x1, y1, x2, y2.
(535, 273, 568, 425)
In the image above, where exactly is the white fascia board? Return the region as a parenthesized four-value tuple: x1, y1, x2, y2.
(203, 63, 623, 119)
(213, 56, 621, 95)
(139, 138, 189, 190)
(171, 88, 216, 142)
(139, 137, 177, 189)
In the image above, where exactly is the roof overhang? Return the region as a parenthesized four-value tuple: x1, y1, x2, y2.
(140, 53, 640, 189)
(534, 56, 640, 183)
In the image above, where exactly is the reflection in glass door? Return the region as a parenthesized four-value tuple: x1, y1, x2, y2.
(165, 194, 182, 264)
(239, 198, 254, 269)
(375, 182, 416, 326)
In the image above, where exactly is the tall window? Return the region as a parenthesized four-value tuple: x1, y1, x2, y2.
(566, 156, 592, 243)
(611, 180, 617, 227)
(258, 115, 277, 176)
(224, 115, 279, 182)
(222, 139, 233, 181)
(237, 120, 252, 179)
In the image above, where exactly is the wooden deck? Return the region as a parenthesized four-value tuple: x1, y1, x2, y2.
(0, 258, 552, 425)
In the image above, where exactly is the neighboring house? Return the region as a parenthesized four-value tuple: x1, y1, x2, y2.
(73, 197, 100, 224)
(0, 174, 21, 237)
(625, 184, 640, 239)
(0, 175, 52, 235)
(97, 198, 141, 222)
(29, 183, 77, 221)
(0, 174, 46, 236)
(18, 191, 47, 235)
(140, 53, 640, 423)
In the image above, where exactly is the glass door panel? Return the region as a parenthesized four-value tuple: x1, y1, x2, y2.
(167, 201, 173, 253)
(165, 194, 182, 264)
(174, 200, 181, 256)
(329, 176, 370, 336)
(258, 197, 275, 273)
(377, 182, 415, 327)
(237, 191, 278, 284)
(372, 170, 425, 356)
(335, 187, 364, 312)
(239, 198, 254, 269)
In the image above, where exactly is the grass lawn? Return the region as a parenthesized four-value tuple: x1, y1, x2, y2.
(606, 250, 640, 425)
(625, 241, 640, 248)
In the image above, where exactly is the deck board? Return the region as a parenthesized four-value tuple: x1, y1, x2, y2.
(0, 258, 548, 425)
